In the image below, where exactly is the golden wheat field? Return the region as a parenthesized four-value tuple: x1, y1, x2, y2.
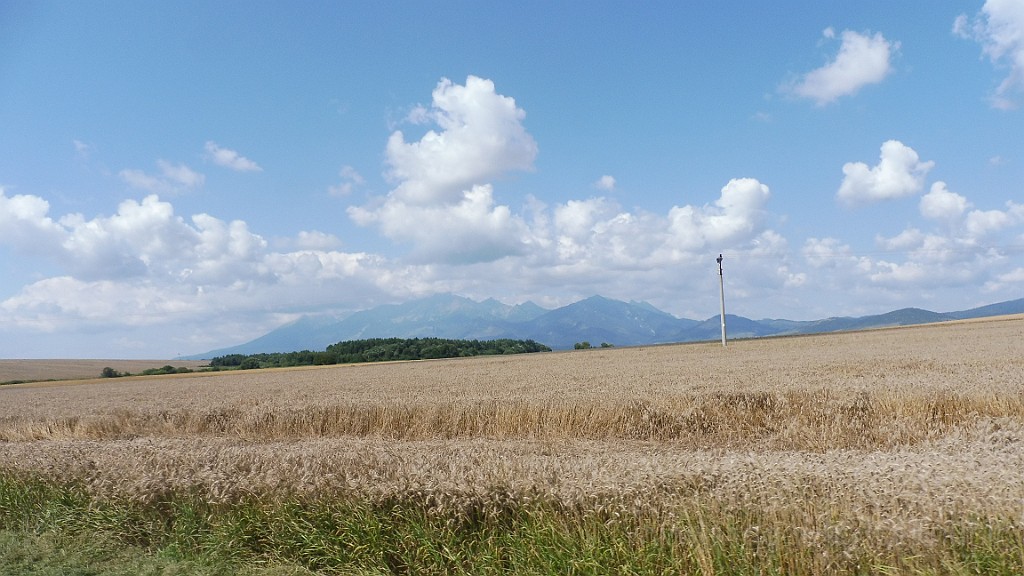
(2, 315, 1024, 565)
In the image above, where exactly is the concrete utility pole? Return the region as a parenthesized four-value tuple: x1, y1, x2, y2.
(717, 254, 727, 347)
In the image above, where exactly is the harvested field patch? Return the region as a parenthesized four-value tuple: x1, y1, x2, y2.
(0, 359, 210, 384)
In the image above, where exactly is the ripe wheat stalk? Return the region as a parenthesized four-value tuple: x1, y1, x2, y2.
(1, 315, 1023, 565)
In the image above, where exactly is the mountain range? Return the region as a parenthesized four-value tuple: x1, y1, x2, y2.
(183, 294, 1024, 359)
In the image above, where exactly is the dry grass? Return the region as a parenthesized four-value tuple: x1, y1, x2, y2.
(0, 359, 209, 383)
(2, 315, 1024, 567)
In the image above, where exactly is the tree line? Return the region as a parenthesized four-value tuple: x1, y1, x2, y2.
(101, 365, 195, 378)
(209, 337, 551, 369)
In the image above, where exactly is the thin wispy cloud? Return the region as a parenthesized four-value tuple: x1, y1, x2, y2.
(119, 160, 205, 195)
(72, 139, 91, 159)
(328, 166, 365, 197)
(204, 141, 263, 172)
(594, 175, 616, 191)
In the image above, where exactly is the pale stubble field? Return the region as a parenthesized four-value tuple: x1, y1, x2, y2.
(2, 315, 1023, 572)
(0, 359, 211, 383)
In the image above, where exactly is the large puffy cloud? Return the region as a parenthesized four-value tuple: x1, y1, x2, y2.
(1, 277, 197, 331)
(385, 75, 537, 205)
(0, 189, 65, 254)
(837, 140, 934, 206)
(351, 184, 533, 264)
(787, 29, 897, 105)
(350, 75, 780, 273)
(828, 170, 1023, 296)
(919, 182, 969, 222)
(544, 178, 773, 270)
(342, 75, 782, 313)
(414, 177, 794, 323)
(920, 181, 1023, 240)
(0, 194, 267, 284)
(550, 198, 663, 268)
(800, 151, 1023, 313)
(676, 178, 771, 245)
(0, 191, 201, 288)
(350, 76, 538, 263)
(801, 234, 966, 301)
(0, 190, 259, 283)
(955, 0, 1024, 109)
(805, 180, 1024, 299)
(0, 188, 407, 340)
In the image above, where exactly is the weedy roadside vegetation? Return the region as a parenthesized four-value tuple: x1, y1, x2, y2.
(1, 316, 1023, 574)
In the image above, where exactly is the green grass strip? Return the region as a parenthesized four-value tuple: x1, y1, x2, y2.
(2, 472, 1023, 575)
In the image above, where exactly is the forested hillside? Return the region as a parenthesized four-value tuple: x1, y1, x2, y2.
(209, 337, 550, 369)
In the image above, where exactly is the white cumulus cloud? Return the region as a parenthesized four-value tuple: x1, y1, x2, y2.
(805, 178, 1024, 300)
(955, 0, 1024, 109)
(667, 178, 772, 250)
(384, 75, 538, 205)
(0, 187, 415, 348)
(837, 140, 934, 207)
(787, 29, 898, 105)
(918, 181, 1022, 240)
(0, 188, 65, 255)
(920, 181, 970, 222)
(543, 178, 775, 274)
(353, 184, 532, 264)
(350, 76, 539, 263)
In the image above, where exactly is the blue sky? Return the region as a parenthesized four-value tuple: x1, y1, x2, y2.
(1, 1, 1022, 358)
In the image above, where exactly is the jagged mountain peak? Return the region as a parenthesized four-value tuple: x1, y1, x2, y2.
(182, 295, 1024, 359)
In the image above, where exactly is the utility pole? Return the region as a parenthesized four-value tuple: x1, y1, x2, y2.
(717, 254, 727, 347)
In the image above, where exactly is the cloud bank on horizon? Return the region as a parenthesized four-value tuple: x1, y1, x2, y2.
(0, 2, 1022, 358)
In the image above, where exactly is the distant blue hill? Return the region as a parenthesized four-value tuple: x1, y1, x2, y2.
(679, 314, 781, 341)
(517, 295, 698, 349)
(949, 299, 1024, 320)
(182, 295, 1024, 359)
(782, 308, 956, 335)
